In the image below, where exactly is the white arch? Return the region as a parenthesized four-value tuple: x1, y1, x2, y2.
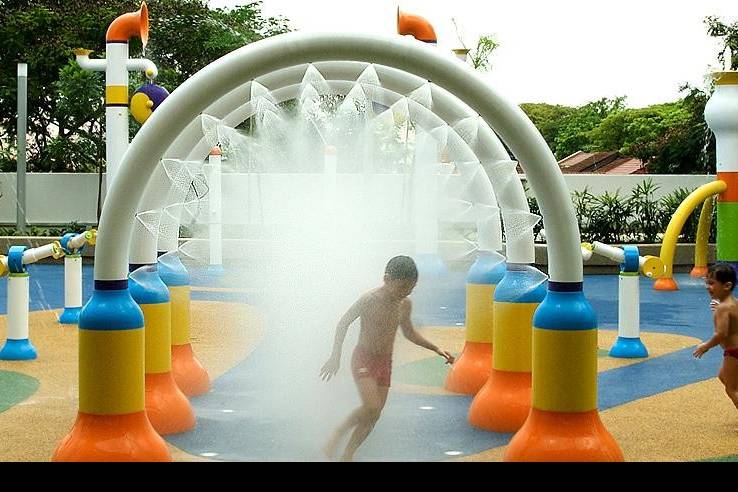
(133, 62, 534, 266)
(100, 32, 580, 284)
(134, 80, 505, 263)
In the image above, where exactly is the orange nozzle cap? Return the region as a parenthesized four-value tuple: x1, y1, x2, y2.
(106, 2, 149, 44)
(654, 277, 679, 291)
(145, 372, 196, 435)
(397, 8, 437, 43)
(52, 411, 171, 462)
(468, 369, 531, 432)
(444, 342, 492, 395)
(505, 408, 624, 462)
(172, 343, 211, 396)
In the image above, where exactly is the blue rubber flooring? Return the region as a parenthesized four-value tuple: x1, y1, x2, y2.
(8, 264, 719, 461)
(172, 267, 718, 461)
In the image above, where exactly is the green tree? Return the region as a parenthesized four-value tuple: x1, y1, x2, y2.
(705, 16, 738, 70)
(552, 97, 626, 159)
(519, 103, 576, 152)
(0, 0, 290, 173)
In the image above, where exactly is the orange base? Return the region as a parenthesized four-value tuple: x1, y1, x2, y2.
(690, 266, 709, 278)
(654, 277, 679, 291)
(444, 342, 492, 395)
(505, 408, 624, 462)
(172, 344, 211, 396)
(145, 372, 196, 435)
(468, 369, 531, 432)
(52, 411, 171, 462)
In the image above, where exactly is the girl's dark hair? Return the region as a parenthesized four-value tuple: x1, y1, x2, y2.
(708, 264, 737, 291)
(385, 255, 418, 281)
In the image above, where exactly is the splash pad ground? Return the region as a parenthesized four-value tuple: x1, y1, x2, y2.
(0, 263, 734, 462)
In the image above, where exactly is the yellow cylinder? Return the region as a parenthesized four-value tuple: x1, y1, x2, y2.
(141, 302, 172, 374)
(79, 328, 144, 415)
(493, 302, 538, 372)
(465, 284, 496, 343)
(532, 327, 598, 412)
(169, 286, 191, 346)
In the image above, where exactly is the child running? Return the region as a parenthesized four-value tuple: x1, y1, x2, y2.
(693, 264, 738, 413)
(319, 255, 455, 461)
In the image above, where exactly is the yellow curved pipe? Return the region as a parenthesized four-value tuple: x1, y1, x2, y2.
(397, 8, 437, 43)
(656, 181, 727, 289)
(690, 197, 715, 277)
(106, 2, 149, 44)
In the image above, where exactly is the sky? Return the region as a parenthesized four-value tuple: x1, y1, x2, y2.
(207, 0, 738, 108)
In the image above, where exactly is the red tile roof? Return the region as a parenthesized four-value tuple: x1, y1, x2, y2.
(558, 151, 646, 174)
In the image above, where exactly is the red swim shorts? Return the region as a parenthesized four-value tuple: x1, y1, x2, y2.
(724, 347, 738, 359)
(351, 346, 392, 388)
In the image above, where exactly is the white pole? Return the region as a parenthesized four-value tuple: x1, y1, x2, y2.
(207, 149, 223, 271)
(617, 274, 640, 339)
(105, 42, 130, 186)
(0, 273, 36, 360)
(608, 271, 648, 358)
(16, 63, 27, 235)
(59, 255, 83, 324)
(7, 275, 29, 340)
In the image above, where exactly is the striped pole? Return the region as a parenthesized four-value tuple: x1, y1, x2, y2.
(468, 264, 547, 431)
(129, 264, 195, 435)
(504, 284, 624, 461)
(104, 38, 130, 186)
(444, 251, 505, 394)
(52, 280, 170, 461)
(705, 71, 738, 272)
(158, 252, 210, 396)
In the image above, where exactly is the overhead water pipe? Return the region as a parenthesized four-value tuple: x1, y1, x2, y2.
(74, 2, 158, 187)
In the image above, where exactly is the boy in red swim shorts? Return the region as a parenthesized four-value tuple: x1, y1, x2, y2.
(693, 264, 738, 412)
(319, 256, 455, 461)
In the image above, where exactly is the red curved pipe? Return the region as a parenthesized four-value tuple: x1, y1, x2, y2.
(397, 8, 437, 43)
(106, 2, 149, 44)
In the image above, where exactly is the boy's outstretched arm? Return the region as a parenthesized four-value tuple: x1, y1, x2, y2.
(320, 296, 365, 381)
(399, 299, 455, 365)
(694, 306, 730, 358)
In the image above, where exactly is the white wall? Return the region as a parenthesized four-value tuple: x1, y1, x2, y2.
(0, 173, 104, 225)
(0, 172, 716, 225)
(528, 174, 715, 199)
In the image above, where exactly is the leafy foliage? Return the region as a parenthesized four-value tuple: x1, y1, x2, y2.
(0, 0, 290, 173)
(705, 16, 738, 70)
(469, 35, 500, 71)
(530, 179, 713, 244)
